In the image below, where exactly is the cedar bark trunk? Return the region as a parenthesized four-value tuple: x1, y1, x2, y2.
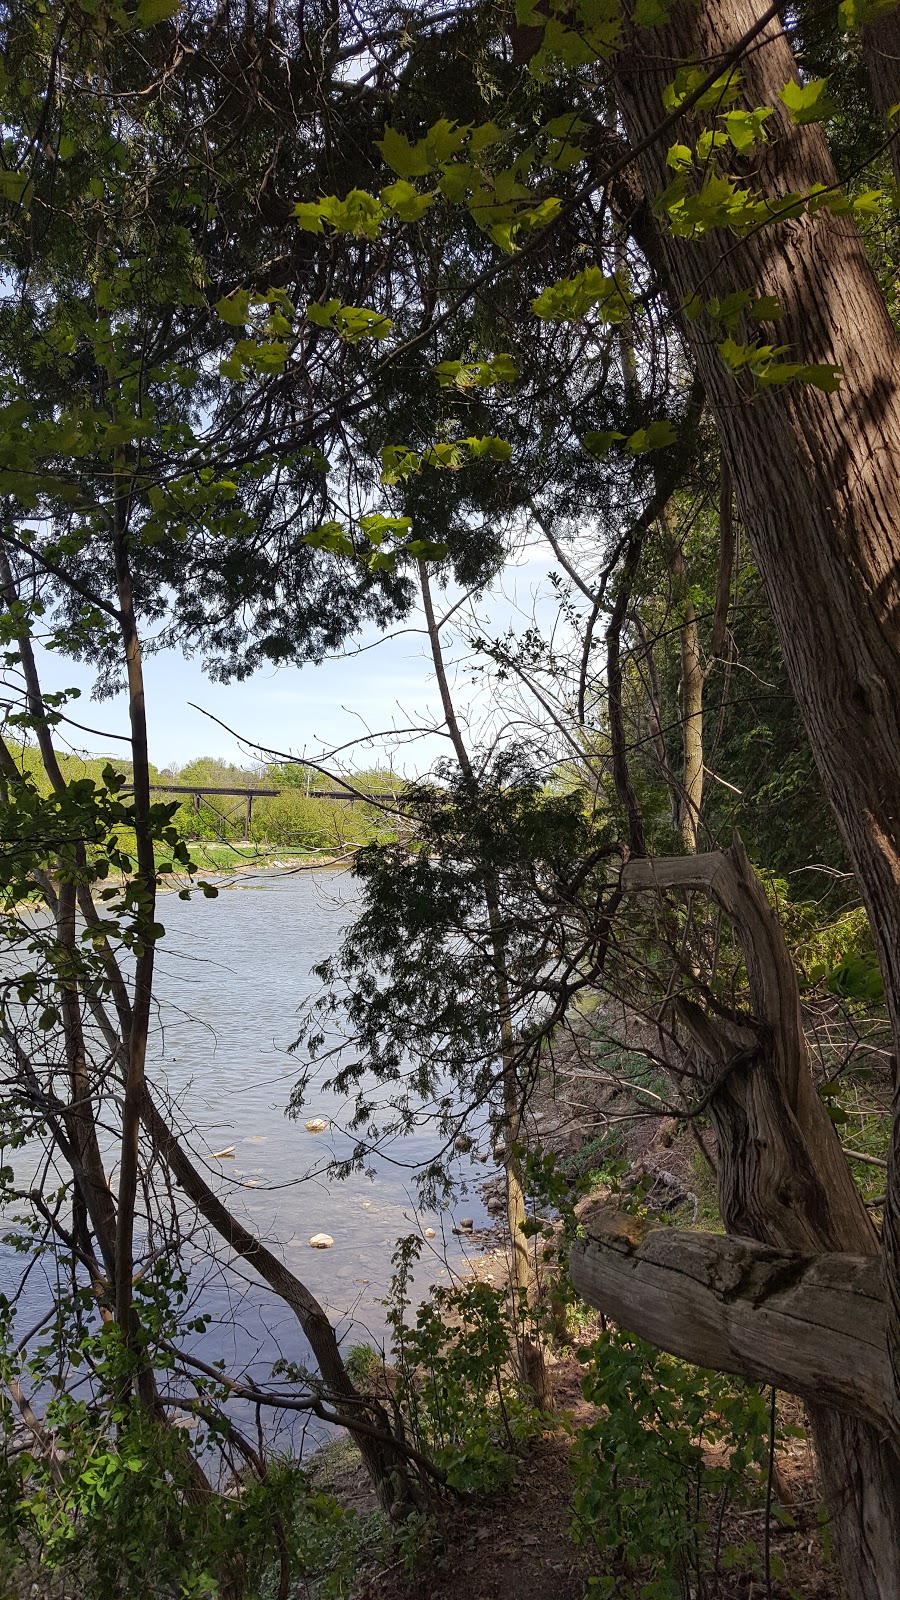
(611, 9, 900, 1591)
(573, 844, 900, 1597)
(862, 10, 900, 187)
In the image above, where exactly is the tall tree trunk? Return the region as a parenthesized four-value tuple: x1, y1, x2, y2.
(669, 540, 704, 853)
(862, 10, 900, 187)
(611, 10, 900, 1588)
(571, 843, 900, 1597)
(112, 484, 157, 1338)
(417, 560, 549, 1404)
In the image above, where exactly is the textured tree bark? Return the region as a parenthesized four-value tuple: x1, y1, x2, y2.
(579, 842, 900, 1596)
(570, 1206, 895, 1434)
(862, 10, 900, 186)
(610, 10, 900, 1588)
(613, 2, 900, 1059)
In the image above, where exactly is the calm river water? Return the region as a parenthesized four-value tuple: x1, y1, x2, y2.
(3, 866, 493, 1448)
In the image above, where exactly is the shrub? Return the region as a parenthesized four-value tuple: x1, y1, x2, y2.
(571, 1329, 781, 1598)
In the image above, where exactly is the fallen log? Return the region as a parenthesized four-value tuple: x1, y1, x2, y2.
(570, 1201, 897, 1437)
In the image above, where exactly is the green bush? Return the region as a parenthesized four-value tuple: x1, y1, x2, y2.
(0, 1287, 360, 1600)
(250, 789, 334, 848)
(571, 1329, 782, 1598)
(385, 1237, 543, 1494)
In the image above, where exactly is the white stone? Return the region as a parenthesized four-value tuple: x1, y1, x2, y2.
(424, 1227, 437, 1240)
(305, 1118, 328, 1134)
(309, 1233, 334, 1249)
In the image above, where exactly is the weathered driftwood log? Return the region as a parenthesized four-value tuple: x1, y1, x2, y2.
(570, 1202, 896, 1436)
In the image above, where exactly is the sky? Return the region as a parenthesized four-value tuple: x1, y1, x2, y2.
(29, 543, 564, 778)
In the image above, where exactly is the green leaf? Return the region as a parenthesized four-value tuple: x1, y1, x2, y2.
(422, 440, 465, 469)
(581, 430, 625, 457)
(292, 201, 324, 233)
(438, 163, 479, 203)
(839, 0, 900, 28)
(306, 299, 342, 327)
(333, 306, 392, 342)
(0, 169, 31, 204)
(317, 190, 385, 239)
(750, 295, 783, 322)
(852, 188, 886, 217)
(663, 67, 743, 113)
(532, 267, 632, 324)
(708, 289, 752, 330)
(306, 301, 392, 341)
(794, 363, 843, 393)
(380, 444, 420, 485)
(519, 196, 564, 232)
(470, 121, 510, 153)
(359, 513, 413, 542)
(627, 420, 677, 453)
(407, 538, 449, 559)
(424, 118, 469, 166)
(825, 951, 885, 1000)
(135, 0, 179, 24)
(303, 521, 355, 557)
(696, 129, 731, 162)
(381, 180, 435, 222)
(216, 290, 252, 326)
(376, 126, 432, 178)
(779, 76, 838, 126)
(296, 192, 386, 238)
(632, 0, 673, 27)
(463, 435, 513, 461)
(434, 355, 517, 389)
(721, 107, 773, 153)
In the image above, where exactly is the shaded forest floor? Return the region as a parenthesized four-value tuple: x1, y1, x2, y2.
(312, 1360, 834, 1600)
(309, 1001, 869, 1600)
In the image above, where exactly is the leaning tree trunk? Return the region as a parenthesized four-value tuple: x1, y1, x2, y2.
(570, 842, 900, 1598)
(609, 8, 900, 1590)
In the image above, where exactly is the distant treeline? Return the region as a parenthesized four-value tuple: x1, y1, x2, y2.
(12, 746, 403, 851)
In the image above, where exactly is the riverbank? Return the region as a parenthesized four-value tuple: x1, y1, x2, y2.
(306, 1006, 834, 1600)
(312, 1365, 828, 1600)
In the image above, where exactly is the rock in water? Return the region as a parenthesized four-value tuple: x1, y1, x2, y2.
(459, 1217, 474, 1231)
(309, 1233, 334, 1249)
(424, 1227, 437, 1240)
(305, 1118, 328, 1134)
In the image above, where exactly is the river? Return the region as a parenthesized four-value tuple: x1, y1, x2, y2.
(2, 866, 494, 1448)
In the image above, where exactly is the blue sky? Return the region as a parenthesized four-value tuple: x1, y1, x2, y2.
(31, 544, 561, 777)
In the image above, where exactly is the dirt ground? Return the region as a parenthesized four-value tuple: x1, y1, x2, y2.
(312, 1355, 834, 1600)
(320, 1008, 839, 1600)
